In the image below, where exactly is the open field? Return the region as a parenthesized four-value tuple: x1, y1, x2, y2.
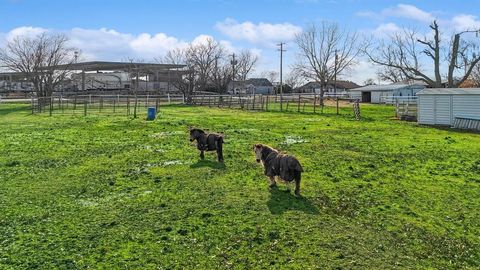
(1, 103, 479, 269)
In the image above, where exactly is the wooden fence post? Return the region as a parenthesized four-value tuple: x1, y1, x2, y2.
(297, 94, 301, 112)
(84, 100, 87, 116)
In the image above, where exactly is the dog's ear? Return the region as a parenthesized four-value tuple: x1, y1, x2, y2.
(254, 144, 262, 149)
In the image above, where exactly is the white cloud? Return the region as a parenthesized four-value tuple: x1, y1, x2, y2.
(357, 4, 435, 23)
(6, 26, 48, 41)
(215, 18, 302, 45)
(383, 4, 434, 23)
(371, 23, 403, 38)
(450, 14, 480, 32)
(0, 26, 205, 61)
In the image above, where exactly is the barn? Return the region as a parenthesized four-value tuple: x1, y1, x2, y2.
(417, 88, 480, 130)
(350, 83, 426, 103)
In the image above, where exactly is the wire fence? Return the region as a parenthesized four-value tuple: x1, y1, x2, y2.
(30, 94, 185, 117)
(190, 93, 354, 114)
(1, 92, 361, 118)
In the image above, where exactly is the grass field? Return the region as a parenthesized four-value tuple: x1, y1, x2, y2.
(1, 103, 479, 269)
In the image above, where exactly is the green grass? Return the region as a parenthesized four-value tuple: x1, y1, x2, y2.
(1, 103, 479, 269)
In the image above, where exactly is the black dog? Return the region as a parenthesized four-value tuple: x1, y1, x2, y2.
(189, 128, 224, 163)
(254, 144, 303, 195)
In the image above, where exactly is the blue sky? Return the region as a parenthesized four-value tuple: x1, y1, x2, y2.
(1, 0, 480, 83)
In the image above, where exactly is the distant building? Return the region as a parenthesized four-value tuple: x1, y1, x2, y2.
(350, 82, 426, 103)
(228, 78, 274, 94)
(297, 80, 360, 95)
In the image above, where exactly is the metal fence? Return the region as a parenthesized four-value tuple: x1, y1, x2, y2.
(30, 94, 185, 117)
(1, 92, 360, 117)
(190, 93, 353, 113)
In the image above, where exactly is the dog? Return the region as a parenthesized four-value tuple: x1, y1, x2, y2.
(189, 128, 224, 163)
(253, 144, 303, 196)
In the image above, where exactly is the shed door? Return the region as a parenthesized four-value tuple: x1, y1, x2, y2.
(434, 96, 452, 125)
(362, 92, 371, 103)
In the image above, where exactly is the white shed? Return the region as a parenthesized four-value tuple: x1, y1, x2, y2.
(417, 88, 480, 128)
(350, 83, 425, 103)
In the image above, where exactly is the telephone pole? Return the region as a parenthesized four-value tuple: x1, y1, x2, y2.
(278, 42, 286, 111)
(230, 53, 238, 94)
(334, 49, 339, 115)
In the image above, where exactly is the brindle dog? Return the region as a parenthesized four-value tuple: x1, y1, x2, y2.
(254, 144, 303, 196)
(189, 128, 224, 163)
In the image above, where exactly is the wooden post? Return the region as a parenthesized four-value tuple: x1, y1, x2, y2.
(113, 100, 116, 113)
(155, 97, 159, 113)
(134, 95, 138, 118)
(49, 97, 53, 116)
(252, 94, 256, 110)
(265, 95, 269, 111)
(31, 96, 34, 114)
(297, 94, 301, 112)
(84, 100, 87, 116)
(127, 96, 130, 116)
(229, 95, 233, 108)
(313, 94, 317, 113)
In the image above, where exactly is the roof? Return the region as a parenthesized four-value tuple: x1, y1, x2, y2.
(245, 78, 273, 87)
(417, 88, 480, 95)
(350, 83, 426, 92)
(299, 80, 360, 90)
(52, 61, 186, 71)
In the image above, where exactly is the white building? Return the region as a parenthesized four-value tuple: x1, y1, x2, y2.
(350, 83, 426, 103)
(417, 88, 480, 129)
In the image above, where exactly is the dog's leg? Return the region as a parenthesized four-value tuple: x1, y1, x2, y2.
(268, 176, 277, 188)
(216, 139, 224, 163)
(294, 172, 301, 196)
(200, 150, 205, 160)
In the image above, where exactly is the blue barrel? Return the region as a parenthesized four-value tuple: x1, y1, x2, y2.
(147, 107, 156, 121)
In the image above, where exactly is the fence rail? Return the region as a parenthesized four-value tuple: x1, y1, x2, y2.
(2, 92, 363, 118)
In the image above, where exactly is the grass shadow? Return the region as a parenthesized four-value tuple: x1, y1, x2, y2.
(190, 160, 226, 170)
(267, 187, 319, 215)
(0, 105, 31, 116)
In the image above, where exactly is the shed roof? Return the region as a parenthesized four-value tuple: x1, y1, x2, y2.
(417, 88, 480, 95)
(52, 61, 186, 71)
(350, 83, 425, 92)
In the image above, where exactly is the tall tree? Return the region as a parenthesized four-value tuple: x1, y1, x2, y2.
(236, 50, 258, 81)
(0, 33, 77, 99)
(365, 21, 480, 88)
(294, 22, 361, 106)
(162, 48, 197, 102)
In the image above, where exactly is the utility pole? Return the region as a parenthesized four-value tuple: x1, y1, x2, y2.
(278, 42, 286, 111)
(230, 54, 238, 94)
(334, 49, 339, 115)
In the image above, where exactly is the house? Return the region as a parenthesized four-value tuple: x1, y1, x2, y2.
(297, 80, 360, 95)
(228, 78, 274, 95)
(417, 88, 480, 130)
(350, 82, 426, 103)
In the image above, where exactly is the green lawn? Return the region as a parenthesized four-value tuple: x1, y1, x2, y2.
(1, 103, 479, 269)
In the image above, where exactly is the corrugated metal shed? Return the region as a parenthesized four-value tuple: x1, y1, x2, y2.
(417, 88, 480, 129)
(350, 83, 425, 103)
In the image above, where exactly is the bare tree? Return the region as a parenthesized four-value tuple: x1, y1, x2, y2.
(0, 33, 77, 99)
(294, 22, 361, 106)
(188, 38, 225, 92)
(260, 70, 278, 84)
(363, 78, 377, 86)
(236, 50, 258, 81)
(365, 21, 480, 88)
(376, 66, 406, 83)
(162, 48, 197, 102)
(284, 69, 305, 92)
(210, 57, 232, 94)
